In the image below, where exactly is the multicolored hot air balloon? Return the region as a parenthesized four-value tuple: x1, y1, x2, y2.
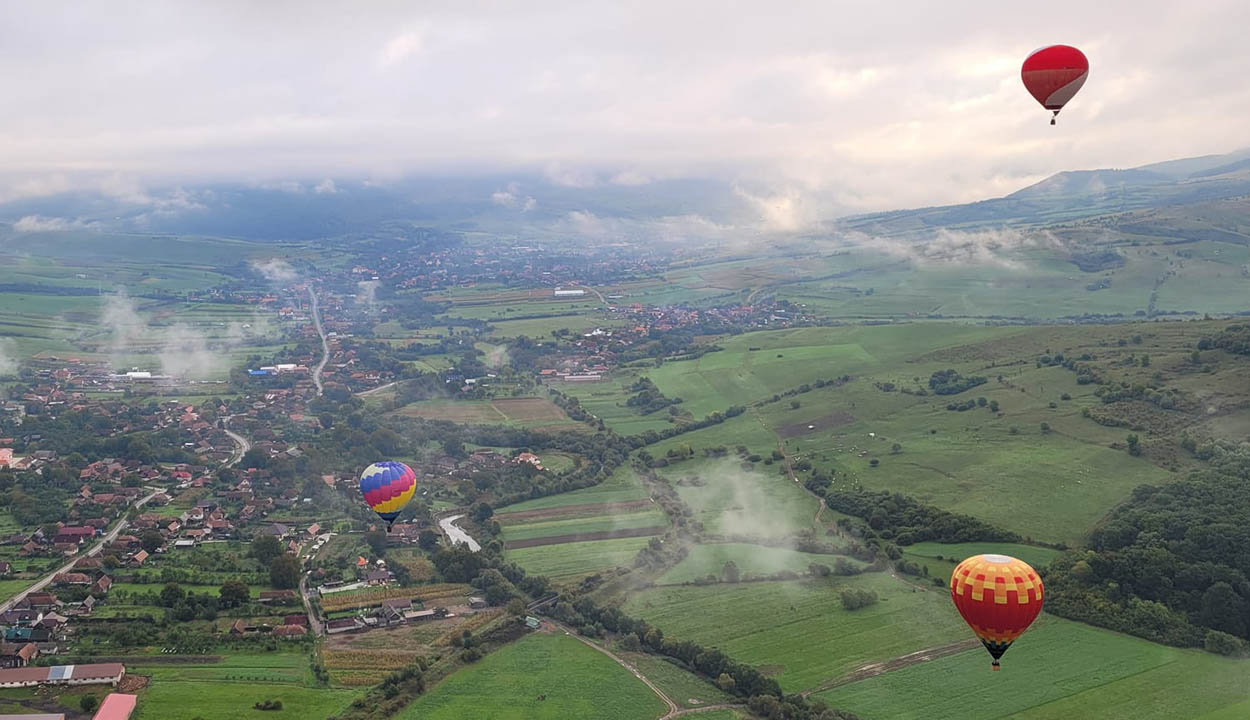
(359, 461, 417, 530)
(1021, 45, 1089, 125)
(950, 554, 1044, 670)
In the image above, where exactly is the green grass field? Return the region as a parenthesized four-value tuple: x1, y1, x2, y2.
(506, 537, 654, 580)
(128, 651, 360, 720)
(657, 543, 862, 584)
(904, 542, 1062, 570)
(395, 631, 668, 720)
(135, 683, 359, 720)
(816, 616, 1250, 720)
(659, 460, 819, 540)
(618, 651, 737, 709)
(500, 510, 668, 543)
(498, 466, 650, 513)
(624, 573, 969, 693)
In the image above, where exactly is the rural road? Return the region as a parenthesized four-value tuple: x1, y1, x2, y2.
(298, 532, 332, 636)
(437, 513, 481, 552)
(554, 621, 742, 719)
(222, 418, 250, 468)
(309, 286, 329, 397)
(556, 622, 677, 716)
(0, 488, 161, 614)
(356, 380, 398, 398)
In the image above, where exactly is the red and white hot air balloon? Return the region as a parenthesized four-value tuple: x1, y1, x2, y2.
(1021, 45, 1089, 125)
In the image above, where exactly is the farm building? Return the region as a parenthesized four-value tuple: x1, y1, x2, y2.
(326, 618, 364, 634)
(0, 663, 125, 689)
(553, 288, 586, 297)
(92, 693, 137, 720)
(0, 713, 64, 719)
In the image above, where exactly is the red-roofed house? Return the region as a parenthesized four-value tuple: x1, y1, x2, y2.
(93, 692, 138, 720)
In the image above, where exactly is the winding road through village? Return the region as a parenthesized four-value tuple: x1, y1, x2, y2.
(0, 488, 162, 614)
(309, 286, 328, 397)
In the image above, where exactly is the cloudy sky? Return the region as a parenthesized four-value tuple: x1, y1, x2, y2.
(3, 0, 1249, 214)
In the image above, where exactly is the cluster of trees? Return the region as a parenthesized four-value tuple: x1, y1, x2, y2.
(1046, 448, 1250, 653)
(1197, 325, 1250, 356)
(822, 489, 1021, 546)
(625, 377, 683, 415)
(840, 588, 879, 610)
(625, 404, 746, 448)
(946, 396, 994, 412)
(757, 376, 852, 406)
(928, 369, 987, 395)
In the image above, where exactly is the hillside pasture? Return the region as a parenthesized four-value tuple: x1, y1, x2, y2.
(395, 631, 668, 720)
(623, 573, 969, 693)
(816, 616, 1250, 720)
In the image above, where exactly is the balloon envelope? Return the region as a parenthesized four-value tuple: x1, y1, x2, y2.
(360, 461, 417, 525)
(1021, 45, 1088, 115)
(950, 554, 1044, 669)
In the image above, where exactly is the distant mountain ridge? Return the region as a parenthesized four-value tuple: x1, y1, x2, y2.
(840, 148, 1250, 236)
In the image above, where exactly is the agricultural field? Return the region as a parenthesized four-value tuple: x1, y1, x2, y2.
(126, 651, 361, 720)
(619, 322, 1244, 546)
(623, 572, 969, 693)
(505, 537, 655, 581)
(817, 616, 1250, 720)
(395, 631, 668, 720)
(658, 459, 820, 540)
(318, 583, 472, 613)
(616, 650, 738, 709)
(498, 467, 667, 581)
(902, 542, 1063, 581)
(390, 396, 586, 432)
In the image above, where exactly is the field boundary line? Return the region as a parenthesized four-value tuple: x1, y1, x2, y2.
(551, 621, 679, 717)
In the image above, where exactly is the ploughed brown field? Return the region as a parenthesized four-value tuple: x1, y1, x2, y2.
(776, 411, 856, 438)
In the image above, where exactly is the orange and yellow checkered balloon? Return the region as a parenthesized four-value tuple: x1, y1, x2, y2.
(950, 554, 1044, 670)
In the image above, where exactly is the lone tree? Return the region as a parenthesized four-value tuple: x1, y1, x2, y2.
(417, 530, 439, 551)
(252, 535, 282, 565)
(722, 560, 741, 583)
(1126, 434, 1141, 456)
(270, 553, 301, 589)
(364, 530, 388, 557)
(1040, 422, 1051, 435)
(219, 580, 250, 608)
(80, 695, 99, 713)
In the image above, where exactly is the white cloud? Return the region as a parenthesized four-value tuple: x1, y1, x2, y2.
(490, 183, 536, 211)
(0, 2, 1248, 212)
(251, 258, 299, 284)
(13, 215, 90, 232)
(313, 178, 338, 194)
(378, 30, 423, 68)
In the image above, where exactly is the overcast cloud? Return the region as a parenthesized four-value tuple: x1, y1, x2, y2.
(2, 1, 1248, 214)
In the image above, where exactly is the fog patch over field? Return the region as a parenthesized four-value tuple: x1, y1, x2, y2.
(837, 228, 1068, 269)
(252, 258, 299, 285)
(677, 459, 812, 544)
(483, 344, 510, 369)
(0, 338, 18, 376)
(356, 280, 380, 312)
(100, 290, 272, 378)
(100, 289, 146, 361)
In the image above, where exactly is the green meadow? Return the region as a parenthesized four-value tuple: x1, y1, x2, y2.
(396, 631, 667, 720)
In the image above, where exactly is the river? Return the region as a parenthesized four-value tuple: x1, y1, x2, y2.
(438, 514, 481, 552)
